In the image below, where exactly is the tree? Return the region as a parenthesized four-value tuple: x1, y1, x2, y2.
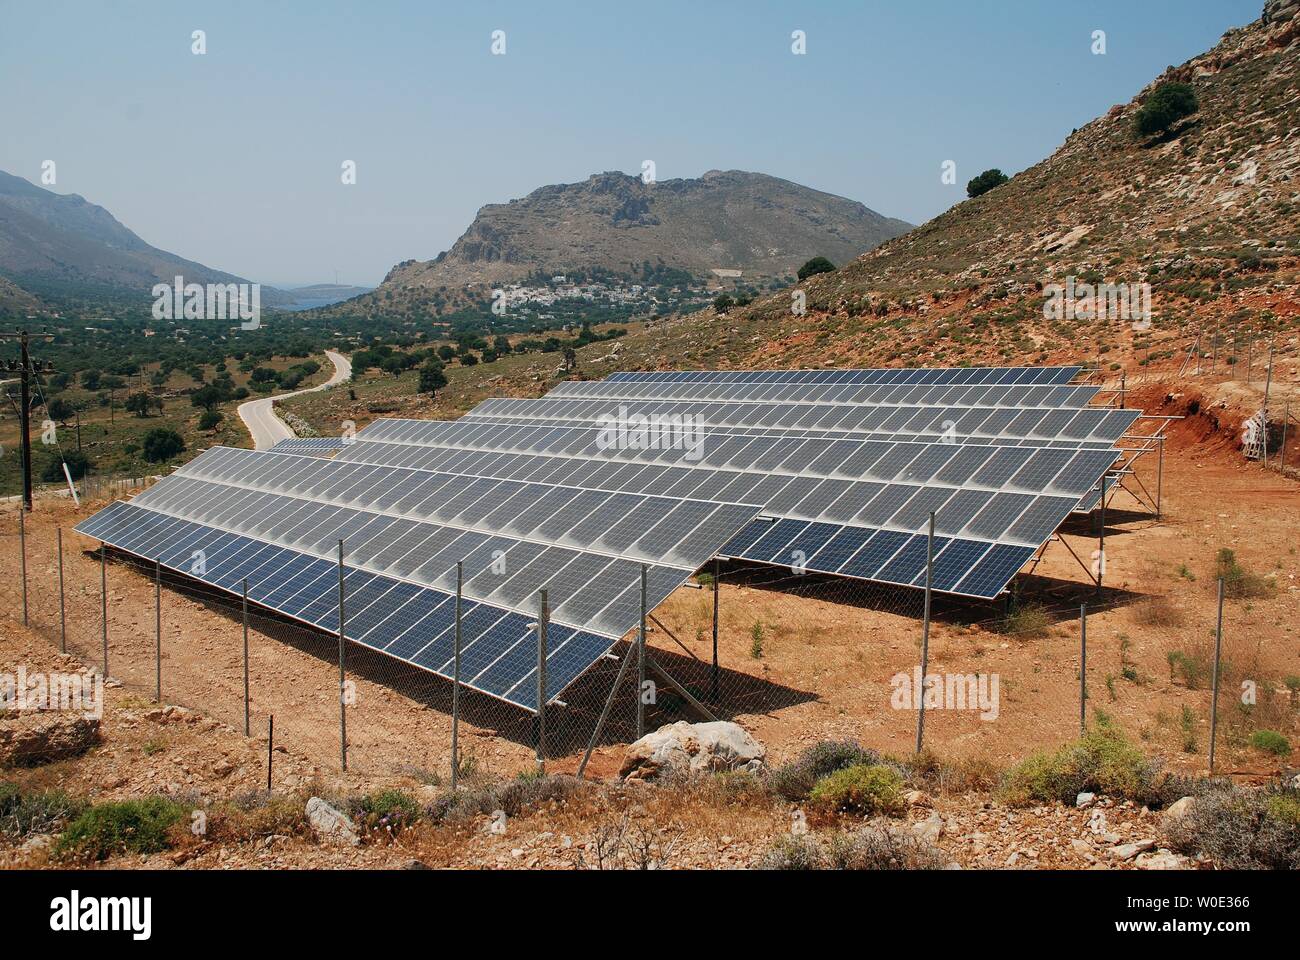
(1134, 82, 1199, 137)
(125, 392, 154, 417)
(418, 362, 447, 394)
(459, 351, 478, 366)
(41, 450, 91, 483)
(190, 384, 225, 411)
(437, 344, 456, 362)
(198, 410, 223, 431)
(713, 293, 735, 312)
(141, 428, 185, 463)
(47, 397, 75, 424)
(967, 169, 1009, 198)
(80, 370, 102, 391)
(797, 256, 836, 281)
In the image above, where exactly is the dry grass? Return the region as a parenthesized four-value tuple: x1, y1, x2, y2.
(1132, 596, 1184, 627)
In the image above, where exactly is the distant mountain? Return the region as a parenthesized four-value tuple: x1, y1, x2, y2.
(0, 170, 290, 306)
(371, 169, 911, 301)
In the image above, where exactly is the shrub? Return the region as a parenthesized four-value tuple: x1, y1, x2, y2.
(1214, 548, 1274, 599)
(1249, 730, 1291, 757)
(966, 168, 1009, 198)
(809, 764, 906, 816)
(998, 602, 1051, 638)
(1133, 596, 1183, 627)
(1167, 781, 1300, 869)
(797, 257, 836, 282)
(40, 450, 92, 483)
(998, 725, 1165, 807)
(769, 740, 882, 801)
(351, 789, 421, 839)
(0, 783, 86, 838)
(759, 826, 950, 870)
(1134, 82, 1199, 137)
(197, 410, 222, 431)
(55, 796, 186, 861)
(208, 793, 307, 841)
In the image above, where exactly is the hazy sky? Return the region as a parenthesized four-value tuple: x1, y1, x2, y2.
(0, 0, 1262, 288)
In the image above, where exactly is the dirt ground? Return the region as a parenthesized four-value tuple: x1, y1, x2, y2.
(1, 375, 1296, 794)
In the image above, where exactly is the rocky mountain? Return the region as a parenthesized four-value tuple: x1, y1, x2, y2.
(0, 170, 289, 305)
(375, 169, 910, 297)
(589, 4, 1298, 381)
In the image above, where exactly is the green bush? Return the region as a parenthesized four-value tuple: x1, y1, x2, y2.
(809, 764, 906, 816)
(141, 428, 185, 463)
(351, 789, 421, 838)
(197, 410, 222, 431)
(1134, 81, 1199, 137)
(55, 796, 186, 861)
(768, 740, 882, 801)
(1249, 730, 1291, 757)
(966, 168, 1009, 198)
(0, 782, 86, 838)
(1214, 549, 1275, 599)
(797, 257, 836, 282)
(759, 826, 949, 870)
(998, 725, 1164, 806)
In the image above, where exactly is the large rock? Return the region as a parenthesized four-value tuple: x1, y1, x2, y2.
(1161, 796, 1196, 831)
(0, 713, 100, 766)
(305, 797, 359, 846)
(619, 721, 765, 782)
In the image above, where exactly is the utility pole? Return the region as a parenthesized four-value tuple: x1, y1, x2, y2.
(1, 329, 54, 512)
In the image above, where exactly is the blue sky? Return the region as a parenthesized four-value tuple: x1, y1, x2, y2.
(0, 0, 1263, 287)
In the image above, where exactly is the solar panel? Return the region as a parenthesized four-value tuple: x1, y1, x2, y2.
(605, 365, 1083, 385)
(460, 398, 1138, 447)
(549, 378, 1098, 408)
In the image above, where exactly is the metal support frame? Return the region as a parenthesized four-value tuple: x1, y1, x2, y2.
(577, 644, 636, 780)
(915, 513, 935, 754)
(636, 564, 647, 739)
(644, 653, 718, 722)
(451, 560, 462, 790)
(536, 589, 548, 770)
(154, 560, 162, 702)
(336, 539, 347, 772)
(711, 557, 720, 703)
(1209, 577, 1225, 775)
(1079, 603, 1087, 735)
(100, 545, 108, 678)
(57, 527, 66, 652)
(242, 578, 250, 736)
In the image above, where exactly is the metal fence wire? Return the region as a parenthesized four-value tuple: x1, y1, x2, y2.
(0, 476, 1296, 787)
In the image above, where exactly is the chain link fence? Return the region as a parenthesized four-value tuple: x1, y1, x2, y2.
(2, 479, 1296, 788)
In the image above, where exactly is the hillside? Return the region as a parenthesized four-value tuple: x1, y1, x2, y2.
(354, 170, 909, 313)
(0, 170, 290, 305)
(566, 7, 1298, 387)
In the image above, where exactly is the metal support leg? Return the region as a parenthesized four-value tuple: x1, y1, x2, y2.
(637, 564, 647, 739)
(57, 527, 66, 652)
(336, 540, 347, 772)
(451, 561, 462, 790)
(1209, 578, 1224, 775)
(915, 513, 935, 755)
(711, 557, 720, 703)
(536, 589, 548, 770)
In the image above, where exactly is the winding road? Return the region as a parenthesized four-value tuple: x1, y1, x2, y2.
(237, 349, 352, 450)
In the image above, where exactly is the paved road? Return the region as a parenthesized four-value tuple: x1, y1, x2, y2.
(237, 349, 352, 450)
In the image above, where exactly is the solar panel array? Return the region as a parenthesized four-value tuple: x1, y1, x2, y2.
(74, 363, 1126, 713)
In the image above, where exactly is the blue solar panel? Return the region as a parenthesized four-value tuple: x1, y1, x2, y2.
(73, 502, 618, 712)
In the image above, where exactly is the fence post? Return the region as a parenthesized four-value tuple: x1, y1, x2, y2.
(1280, 401, 1290, 474)
(267, 715, 274, 793)
(154, 560, 161, 702)
(57, 527, 67, 653)
(536, 588, 548, 771)
(1209, 577, 1225, 775)
(18, 507, 28, 627)
(1156, 437, 1164, 520)
(100, 545, 108, 678)
(711, 557, 720, 703)
(915, 512, 935, 754)
(1079, 603, 1088, 735)
(242, 578, 250, 737)
(451, 560, 462, 790)
(336, 539, 347, 773)
(636, 564, 647, 739)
